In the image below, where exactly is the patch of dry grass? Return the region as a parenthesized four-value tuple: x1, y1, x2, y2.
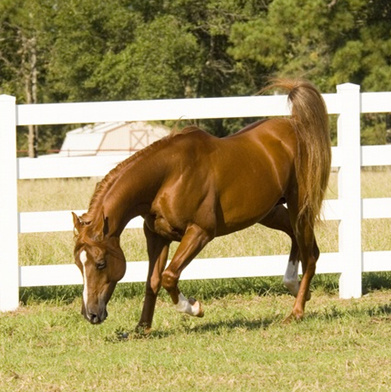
(17, 169, 391, 266)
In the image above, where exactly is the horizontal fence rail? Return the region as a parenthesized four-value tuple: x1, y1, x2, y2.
(1, 83, 391, 311)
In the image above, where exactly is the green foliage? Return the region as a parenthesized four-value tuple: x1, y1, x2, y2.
(0, 0, 55, 102)
(229, 0, 337, 90)
(329, 0, 391, 91)
(229, 0, 391, 94)
(47, 0, 140, 101)
(361, 114, 387, 145)
(1, 0, 391, 147)
(90, 15, 202, 100)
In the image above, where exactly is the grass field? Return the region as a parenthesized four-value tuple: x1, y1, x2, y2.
(1, 169, 391, 391)
(2, 289, 391, 391)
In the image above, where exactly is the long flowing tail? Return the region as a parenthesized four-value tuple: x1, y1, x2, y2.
(265, 79, 331, 228)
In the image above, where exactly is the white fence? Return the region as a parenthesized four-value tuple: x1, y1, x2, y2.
(1, 83, 391, 312)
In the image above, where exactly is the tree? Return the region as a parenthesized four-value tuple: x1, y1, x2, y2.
(89, 15, 202, 101)
(329, 0, 391, 91)
(229, 0, 340, 91)
(47, 0, 263, 102)
(229, 0, 391, 93)
(47, 0, 139, 102)
(0, 0, 54, 156)
(229, 0, 391, 144)
(46, 0, 266, 136)
(1, 0, 390, 150)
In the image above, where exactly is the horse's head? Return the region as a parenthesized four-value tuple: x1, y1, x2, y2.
(72, 212, 126, 324)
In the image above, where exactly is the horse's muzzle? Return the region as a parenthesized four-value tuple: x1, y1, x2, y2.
(82, 306, 108, 324)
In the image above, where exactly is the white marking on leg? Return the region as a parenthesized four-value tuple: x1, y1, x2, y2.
(80, 250, 89, 317)
(175, 293, 200, 316)
(283, 260, 300, 297)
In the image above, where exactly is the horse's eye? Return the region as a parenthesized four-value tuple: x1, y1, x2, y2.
(96, 260, 107, 270)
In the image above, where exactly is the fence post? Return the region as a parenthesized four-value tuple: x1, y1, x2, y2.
(0, 94, 19, 311)
(336, 83, 362, 299)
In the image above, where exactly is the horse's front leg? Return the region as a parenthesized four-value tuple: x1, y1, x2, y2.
(161, 223, 211, 318)
(137, 224, 170, 332)
(175, 293, 204, 317)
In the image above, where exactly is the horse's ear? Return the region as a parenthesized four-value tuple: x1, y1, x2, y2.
(72, 212, 83, 234)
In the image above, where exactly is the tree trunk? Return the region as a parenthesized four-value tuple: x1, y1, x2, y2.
(22, 33, 38, 158)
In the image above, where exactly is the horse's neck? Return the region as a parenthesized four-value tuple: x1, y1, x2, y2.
(102, 154, 166, 236)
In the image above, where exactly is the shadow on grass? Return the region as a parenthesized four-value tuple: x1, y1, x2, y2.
(19, 285, 83, 305)
(367, 303, 391, 317)
(19, 282, 146, 305)
(105, 328, 174, 343)
(363, 272, 391, 294)
(108, 316, 283, 342)
(106, 300, 391, 342)
(186, 316, 279, 334)
(305, 301, 391, 322)
(105, 313, 284, 342)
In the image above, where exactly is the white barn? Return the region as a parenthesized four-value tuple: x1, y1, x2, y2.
(59, 121, 171, 157)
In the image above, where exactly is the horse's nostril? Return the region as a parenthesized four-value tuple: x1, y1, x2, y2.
(90, 314, 101, 324)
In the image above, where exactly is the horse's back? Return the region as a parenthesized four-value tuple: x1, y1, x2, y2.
(167, 119, 297, 196)
(171, 118, 296, 162)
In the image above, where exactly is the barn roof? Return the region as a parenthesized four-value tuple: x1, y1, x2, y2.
(59, 121, 170, 157)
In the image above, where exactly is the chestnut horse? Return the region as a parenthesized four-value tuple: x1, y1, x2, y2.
(72, 79, 331, 330)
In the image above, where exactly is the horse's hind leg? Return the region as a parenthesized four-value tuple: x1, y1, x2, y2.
(287, 212, 320, 321)
(259, 205, 301, 297)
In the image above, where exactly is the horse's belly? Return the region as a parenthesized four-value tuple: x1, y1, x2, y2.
(215, 188, 283, 236)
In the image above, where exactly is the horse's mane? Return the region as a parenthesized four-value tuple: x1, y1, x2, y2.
(81, 125, 203, 223)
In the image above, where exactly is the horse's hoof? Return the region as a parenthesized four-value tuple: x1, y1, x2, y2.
(135, 323, 152, 335)
(196, 303, 204, 318)
(283, 314, 294, 324)
(283, 312, 303, 324)
(189, 297, 204, 318)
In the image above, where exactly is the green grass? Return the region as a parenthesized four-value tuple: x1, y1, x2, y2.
(2, 290, 391, 391)
(2, 168, 390, 391)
